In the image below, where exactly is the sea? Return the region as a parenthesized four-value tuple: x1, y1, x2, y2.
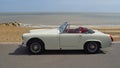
(0, 12, 120, 26)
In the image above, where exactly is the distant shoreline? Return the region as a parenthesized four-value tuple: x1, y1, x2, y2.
(1, 12, 120, 25)
(1, 22, 120, 28)
(1, 12, 120, 15)
(23, 24, 120, 28)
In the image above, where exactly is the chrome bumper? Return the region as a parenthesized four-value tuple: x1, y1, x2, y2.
(22, 42, 27, 47)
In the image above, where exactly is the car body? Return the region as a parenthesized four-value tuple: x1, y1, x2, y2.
(22, 22, 113, 54)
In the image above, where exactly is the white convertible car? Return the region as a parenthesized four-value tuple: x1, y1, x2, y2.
(22, 22, 113, 54)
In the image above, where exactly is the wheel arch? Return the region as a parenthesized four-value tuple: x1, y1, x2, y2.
(84, 40, 102, 48)
(26, 37, 45, 49)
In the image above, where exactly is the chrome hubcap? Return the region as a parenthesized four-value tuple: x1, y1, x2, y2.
(33, 45, 39, 51)
(90, 45, 96, 49)
(87, 42, 97, 53)
(30, 43, 41, 53)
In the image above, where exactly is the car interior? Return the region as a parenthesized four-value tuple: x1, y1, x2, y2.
(64, 25, 94, 34)
(65, 27, 88, 33)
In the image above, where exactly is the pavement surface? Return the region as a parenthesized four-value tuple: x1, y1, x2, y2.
(0, 42, 120, 68)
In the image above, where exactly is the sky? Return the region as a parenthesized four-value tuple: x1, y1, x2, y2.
(0, 0, 120, 12)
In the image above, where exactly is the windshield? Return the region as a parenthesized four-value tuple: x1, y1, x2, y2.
(59, 22, 68, 33)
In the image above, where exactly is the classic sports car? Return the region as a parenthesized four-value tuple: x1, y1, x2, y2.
(22, 22, 113, 54)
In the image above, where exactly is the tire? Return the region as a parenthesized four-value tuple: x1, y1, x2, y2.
(84, 42, 100, 54)
(28, 40, 44, 54)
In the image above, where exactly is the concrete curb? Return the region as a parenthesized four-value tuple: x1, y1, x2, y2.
(0, 42, 22, 44)
(112, 41, 120, 43)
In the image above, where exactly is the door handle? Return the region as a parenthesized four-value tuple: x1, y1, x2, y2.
(79, 35, 82, 37)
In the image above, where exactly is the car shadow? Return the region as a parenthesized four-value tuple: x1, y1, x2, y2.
(9, 45, 106, 55)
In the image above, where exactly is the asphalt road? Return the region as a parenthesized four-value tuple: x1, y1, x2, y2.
(0, 42, 120, 68)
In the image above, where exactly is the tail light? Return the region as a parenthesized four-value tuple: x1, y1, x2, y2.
(110, 35, 114, 41)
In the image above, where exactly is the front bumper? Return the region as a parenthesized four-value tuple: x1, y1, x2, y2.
(22, 42, 27, 47)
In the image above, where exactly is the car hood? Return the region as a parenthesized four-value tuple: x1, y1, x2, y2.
(29, 28, 59, 34)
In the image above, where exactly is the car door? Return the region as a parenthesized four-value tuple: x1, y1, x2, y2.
(59, 33, 81, 49)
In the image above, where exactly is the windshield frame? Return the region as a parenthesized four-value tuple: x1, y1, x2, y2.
(59, 22, 68, 33)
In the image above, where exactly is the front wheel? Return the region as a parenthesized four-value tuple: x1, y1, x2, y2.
(84, 42, 100, 54)
(28, 41, 44, 54)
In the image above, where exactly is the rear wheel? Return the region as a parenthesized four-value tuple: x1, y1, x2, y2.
(28, 40, 44, 54)
(84, 42, 100, 54)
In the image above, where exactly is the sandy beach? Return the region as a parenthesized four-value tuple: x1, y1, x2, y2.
(91, 26, 120, 41)
(0, 24, 119, 42)
(0, 25, 32, 42)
